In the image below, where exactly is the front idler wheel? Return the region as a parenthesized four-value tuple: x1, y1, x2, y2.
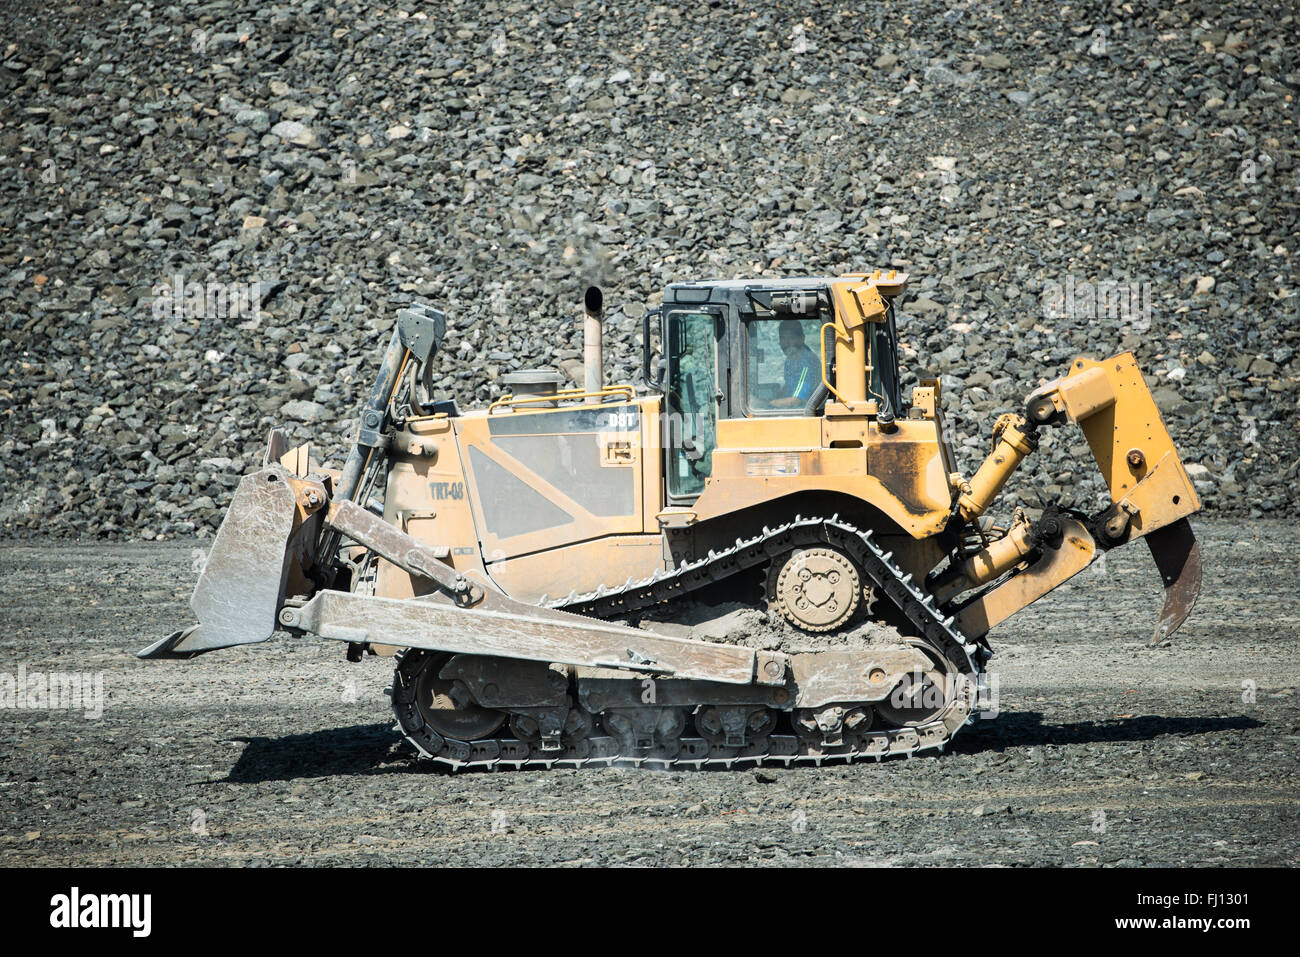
(394, 650, 506, 744)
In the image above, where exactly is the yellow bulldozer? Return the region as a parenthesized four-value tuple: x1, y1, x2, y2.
(141, 271, 1203, 769)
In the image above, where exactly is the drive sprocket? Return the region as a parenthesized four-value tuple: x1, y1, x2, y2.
(769, 546, 863, 632)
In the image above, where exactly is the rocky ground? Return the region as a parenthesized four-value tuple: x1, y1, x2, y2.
(1, 1, 1297, 540)
(1, 517, 1295, 867)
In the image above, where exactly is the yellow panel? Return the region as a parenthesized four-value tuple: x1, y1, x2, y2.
(1122, 451, 1201, 537)
(1069, 353, 1201, 529)
(485, 535, 665, 604)
(638, 399, 664, 534)
(910, 385, 938, 419)
(822, 411, 872, 448)
(867, 421, 952, 519)
(454, 404, 645, 561)
(717, 415, 822, 450)
(1057, 366, 1116, 421)
(377, 422, 487, 601)
(690, 415, 952, 537)
(693, 450, 949, 537)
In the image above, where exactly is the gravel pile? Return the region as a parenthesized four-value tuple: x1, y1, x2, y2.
(1, 0, 1296, 539)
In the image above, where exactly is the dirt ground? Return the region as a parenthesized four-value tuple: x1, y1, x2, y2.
(1, 518, 1296, 867)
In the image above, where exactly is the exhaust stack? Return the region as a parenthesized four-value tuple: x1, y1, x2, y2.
(583, 285, 603, 403)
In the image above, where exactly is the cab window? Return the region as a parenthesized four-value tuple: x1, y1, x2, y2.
(745, 316, 825, 413)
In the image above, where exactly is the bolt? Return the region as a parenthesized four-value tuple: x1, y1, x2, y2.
(764, 659, 783, 678)
(1127, 448, 1145, 469)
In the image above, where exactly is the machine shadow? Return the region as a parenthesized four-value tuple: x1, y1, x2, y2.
(950, 711, 1264, 754)
(216, 712, 1264, 783)
(219, 723, 440, 784)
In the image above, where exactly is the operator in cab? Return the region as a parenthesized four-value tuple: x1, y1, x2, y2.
(770, 321, 821, 409)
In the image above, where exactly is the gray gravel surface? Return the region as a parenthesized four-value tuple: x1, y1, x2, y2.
(2, 518, 1296, 866)
(1, 0, 1297, 540)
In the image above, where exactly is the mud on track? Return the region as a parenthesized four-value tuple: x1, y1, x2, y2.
(1, 519, 1297, 866)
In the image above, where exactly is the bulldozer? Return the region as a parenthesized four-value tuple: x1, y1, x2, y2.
(140, 271, 1203, 769)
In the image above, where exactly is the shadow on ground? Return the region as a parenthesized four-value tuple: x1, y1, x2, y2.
(952, 712, 1263, 753)
(221, 724, 427, 783)
(218, 713, 1263, 783)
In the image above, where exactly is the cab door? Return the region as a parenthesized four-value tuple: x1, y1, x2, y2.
(663, 306, 726, 501)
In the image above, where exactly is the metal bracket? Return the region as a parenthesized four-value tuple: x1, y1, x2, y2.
(396, 303, 447, 366)
(357, 407, 389, 449)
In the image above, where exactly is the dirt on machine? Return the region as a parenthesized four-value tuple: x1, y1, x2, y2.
(140, 271, 1204, 770)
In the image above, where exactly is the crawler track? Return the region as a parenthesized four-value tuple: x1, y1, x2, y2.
(392, 517, 989, 770)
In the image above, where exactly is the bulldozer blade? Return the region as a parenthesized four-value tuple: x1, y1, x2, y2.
(1146, 517, 1202, 644)
(138, 467, 300, 659)
(138, 625, 209, 660)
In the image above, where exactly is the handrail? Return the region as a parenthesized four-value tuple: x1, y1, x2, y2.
(487, 384, 637, 414)
(819, 321, 848, 404)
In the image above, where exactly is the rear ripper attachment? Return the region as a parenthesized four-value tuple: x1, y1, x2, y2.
(141, 272, 1203, 770)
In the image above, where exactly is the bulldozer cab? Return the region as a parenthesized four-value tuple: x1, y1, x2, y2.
(658, 280, 904, 502)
